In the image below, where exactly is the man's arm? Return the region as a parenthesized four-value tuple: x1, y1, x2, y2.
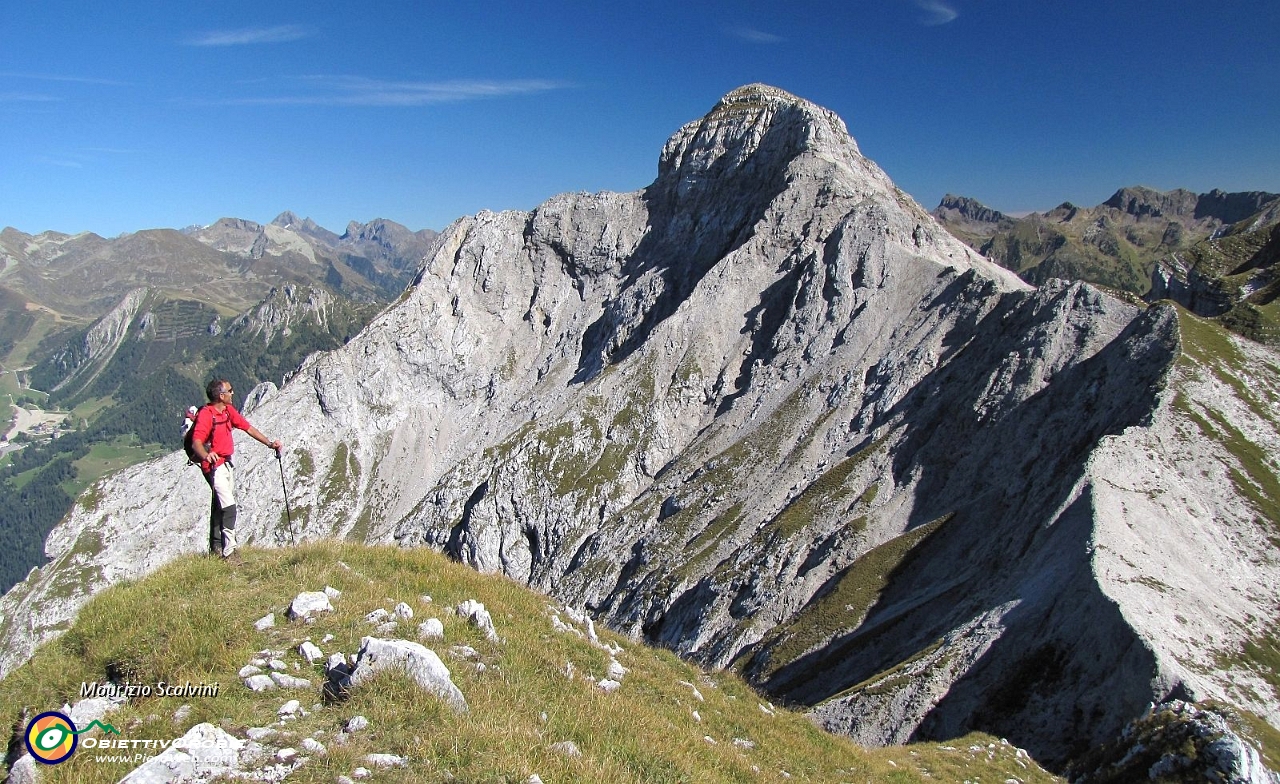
(245, 425, 283, 454)
(229, 407, 282, 454)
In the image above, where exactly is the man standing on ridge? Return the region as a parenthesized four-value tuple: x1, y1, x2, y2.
(189, 379, 283, 558)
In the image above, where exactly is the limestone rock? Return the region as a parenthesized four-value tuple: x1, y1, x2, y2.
(348, 637, 467, 712)
(418, 618, 444, 640)
(270, 672, 312, 689)
(244, 674, 275, 692)
(288, 592, 333, 621)
(298, 640, 324, 663)
(365, 753, 407, 769)
(117, 723, 244, 783)
(6, 754, 40, 784)
(456, 600, 499, 642)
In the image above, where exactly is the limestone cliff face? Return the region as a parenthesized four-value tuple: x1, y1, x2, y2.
(2, 84, 1277, 769)
(226, 285, 337, 346)
(39, 287, 148, 392)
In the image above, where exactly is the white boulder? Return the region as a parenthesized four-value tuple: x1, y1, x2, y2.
(349, 637, 467, 712)
(287, 592, 333, 621)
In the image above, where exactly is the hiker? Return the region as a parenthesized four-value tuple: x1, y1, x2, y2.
(189, 379, 282, 558)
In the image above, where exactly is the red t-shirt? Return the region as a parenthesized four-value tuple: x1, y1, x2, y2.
(191, 404, 251, 471)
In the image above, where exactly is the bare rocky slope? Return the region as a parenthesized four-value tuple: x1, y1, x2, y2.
(2, 84, 1278, 773)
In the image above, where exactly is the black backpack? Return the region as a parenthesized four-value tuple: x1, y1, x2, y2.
(182, 406, 206, 465)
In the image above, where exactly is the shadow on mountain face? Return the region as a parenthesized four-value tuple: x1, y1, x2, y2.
(755, 292, 1179, 766)
(573, 103, 813, 383)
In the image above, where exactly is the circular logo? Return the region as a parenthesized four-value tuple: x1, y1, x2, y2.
(25, 711, 77, 765)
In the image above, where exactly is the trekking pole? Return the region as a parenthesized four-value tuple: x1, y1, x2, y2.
(277, 449, 296, 545)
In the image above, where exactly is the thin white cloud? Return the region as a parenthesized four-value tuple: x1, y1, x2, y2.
(188, 76, 569, 107)
(913, 0, 959, 25)
(0, 92, 60, 103)
(0, 72, 130, 87)
(727, 27, 785, 44)
(35, 156, 84, 169)
(32, 148, 136, 169)
(186, 25, 312, 47)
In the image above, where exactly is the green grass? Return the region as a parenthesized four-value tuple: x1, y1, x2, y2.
(1214, 623, 1280, 706)
(65, 436, 167, 498)
(768, 439, 885, 539)
(1174, 309, 1280, 534)
(744, 515, 951, 680)
(0, 542, 1061, 783)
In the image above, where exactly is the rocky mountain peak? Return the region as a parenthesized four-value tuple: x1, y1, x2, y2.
(212, 217, 264, 233)
(1103, 186, 1199, 220)
(933, 194, 1010, 225)
(654, 84, 861, 205)
(270, 211, 306, 229)
(342, 218, 403, 247)
(1194, 188, 1280, 224)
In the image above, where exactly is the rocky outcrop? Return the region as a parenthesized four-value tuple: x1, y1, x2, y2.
(38, 287, 148, 392)
(2, 84, 1277, 773)
(226, 285, 336, 346)
(1070, 701, 1280, 784)
(932, 194, 1013, 230)
(1147, 215, 1280, 345)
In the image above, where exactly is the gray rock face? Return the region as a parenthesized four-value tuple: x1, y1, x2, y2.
(40, 287, 148, 393)
(227, 285, 337, 346)
(2, 84, 1278, 772)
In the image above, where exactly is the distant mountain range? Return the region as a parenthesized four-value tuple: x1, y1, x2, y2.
(0, 213, 438, 321)
(0, 214, 441, 596)
(932, 187, 1280, 344)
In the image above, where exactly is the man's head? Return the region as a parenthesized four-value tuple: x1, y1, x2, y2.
(206, 379, 234, 403)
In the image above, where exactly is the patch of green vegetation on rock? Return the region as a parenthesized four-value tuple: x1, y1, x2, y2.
(1214, 624, 1280, 704)
(75, 481, 105, 514)
(826, 638, 948, 703)
(768, 439, 885, 539)
(318, 441, 359, 514)
(294, 448, 315, 478)
(1180, 404, 1280, 531)
(745, 514, 951, 680)
(669, 504, 747, 586)
(347, 505, 373, 542)
(69, 530, 104, 559)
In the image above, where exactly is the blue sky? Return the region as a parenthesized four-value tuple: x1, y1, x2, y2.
(2, 1, 1278, 236)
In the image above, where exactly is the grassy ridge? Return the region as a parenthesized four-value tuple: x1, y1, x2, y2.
(0, 543, 1060, 783)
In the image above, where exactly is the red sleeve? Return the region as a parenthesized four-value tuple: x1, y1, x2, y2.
(227, 405, 252, 431)
(191, 406, 214, 445)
